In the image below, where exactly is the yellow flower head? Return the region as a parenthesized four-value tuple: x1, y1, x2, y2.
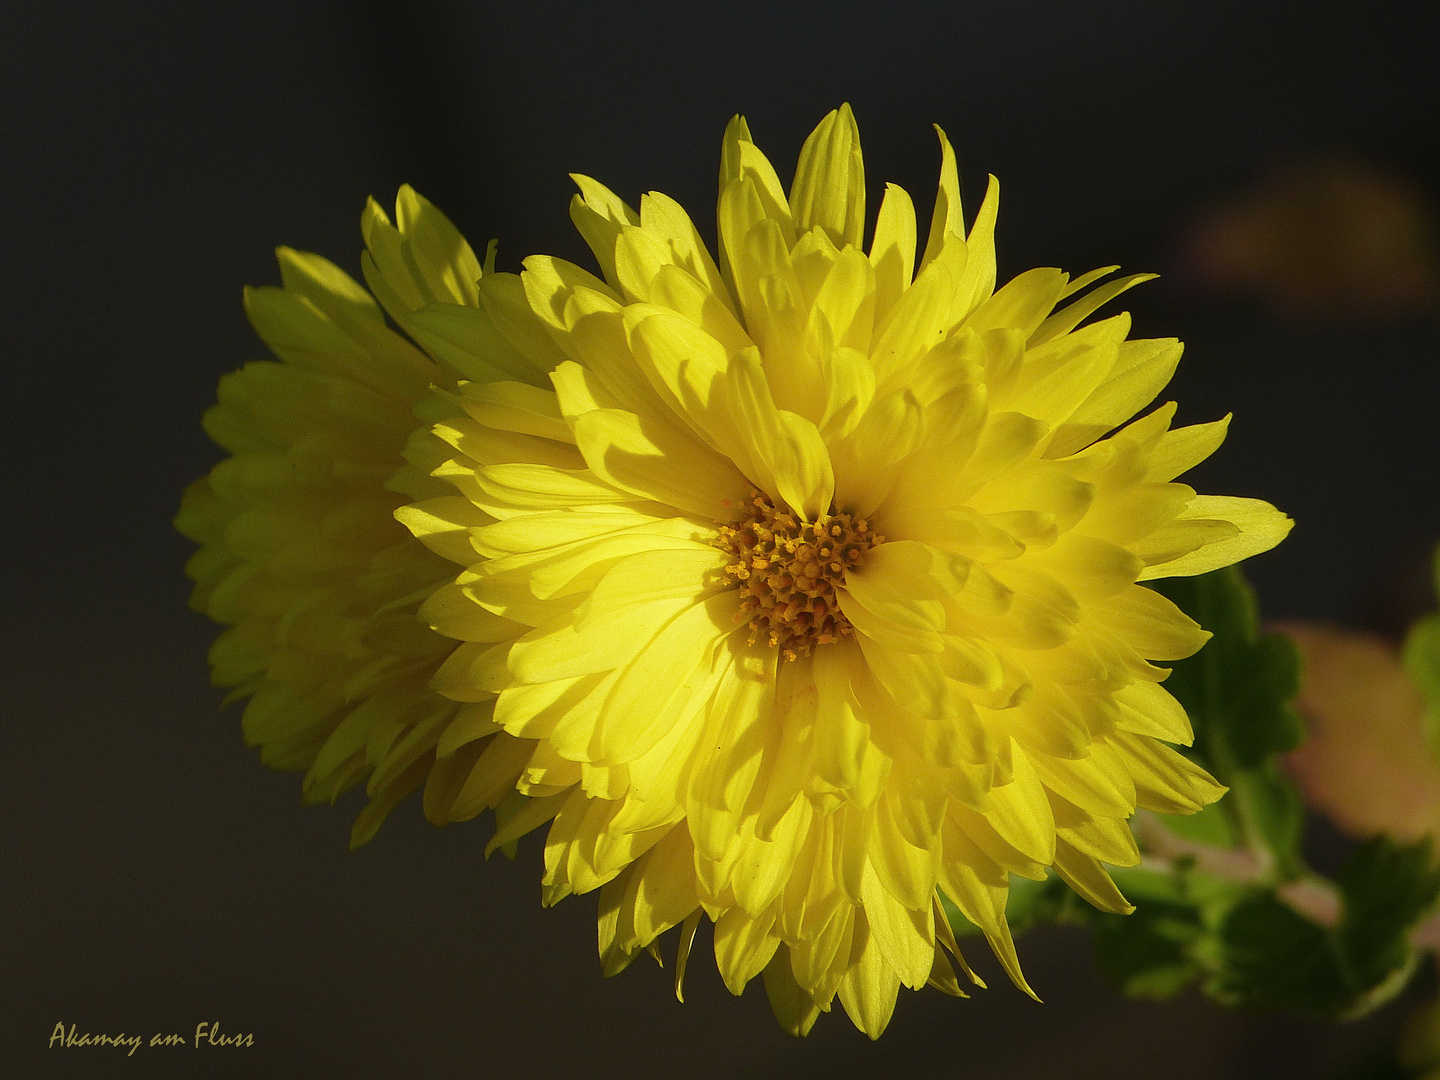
(402, 105, 1293, 1037)
(177, 188, 553, 846)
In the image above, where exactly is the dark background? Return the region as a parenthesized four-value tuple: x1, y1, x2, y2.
(5, 2, 1439, 1077)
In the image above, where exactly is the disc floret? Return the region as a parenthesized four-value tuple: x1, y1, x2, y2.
(715, 491, 883, 661)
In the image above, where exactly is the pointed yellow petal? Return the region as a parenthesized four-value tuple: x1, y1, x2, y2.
(762, 946, 824, 1036)
(789, 103, 866, 250)
(1137, 496, 1294, 580)
(674, 909, 704, 1002)
(836, 914, 902, 1039)
(919, 125, 963, 274)
(869, 182, 917, 321)
(1052, 842, 1134, 914)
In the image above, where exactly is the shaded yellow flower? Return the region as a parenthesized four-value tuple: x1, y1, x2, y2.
(177, 188, 552, 846)
(401, 105, 1292, 1036)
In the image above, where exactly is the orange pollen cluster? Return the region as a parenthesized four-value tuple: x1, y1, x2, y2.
(715, 491, 883, 662)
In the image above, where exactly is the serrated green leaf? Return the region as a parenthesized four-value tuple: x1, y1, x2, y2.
(1135, 568, 1440, 1020)
(1213, 836, 1440, 1017)
(1337, 836, 1440, 991)
(1150, 567, 1305, 772)
(1226, 636, 1306, 767)
(1148, 567, 1306, 879)
(1211, 890, 1345, 1012)
(946, 570, 1440, 1021)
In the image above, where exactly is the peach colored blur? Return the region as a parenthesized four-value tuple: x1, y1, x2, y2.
(1282, 622, 1440, 842)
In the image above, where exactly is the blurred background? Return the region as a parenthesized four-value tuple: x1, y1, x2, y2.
(4, 1, 1439, 1076)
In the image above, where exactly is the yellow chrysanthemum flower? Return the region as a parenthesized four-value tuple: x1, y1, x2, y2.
(177, 187, 554, 846)
(402, 105, 1293, 1037)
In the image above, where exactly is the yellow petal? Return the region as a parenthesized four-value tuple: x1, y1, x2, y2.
(1052, 842, 1134, 914)
(919, 124, 963, 274)
(1137, 495, 1294, 579)
(868, 182, 917, 321)
(568, 173, 640, 289)
(859, 861, 935, 988)
(637, 191, 737, 317)
(836, 914, 903, 1039)
(571, 404, 750, 519)
(762, 947, 823, 1037)
(713, 908, 781, 995)
(726, 351, 835, 519)
(1031, 273, 1157, 346)
(1109, 729, 1226, 814)
(789, 103, 866, 250)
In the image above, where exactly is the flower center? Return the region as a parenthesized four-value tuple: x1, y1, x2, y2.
(715, 491, 883, 662)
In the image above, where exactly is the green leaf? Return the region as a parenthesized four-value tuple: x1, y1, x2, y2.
(1089, 862, 1245, 1001)
(1150, 567, 1306, 771)
(1211, 890, 1347, 1013)
(1337, 836, 1440, 992)
(1212, 836, 1440, 1017)
(1089, 568, 1440, 1021)
(1149, 567, 1307, 879)
(948, 564, 1440, 1022)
